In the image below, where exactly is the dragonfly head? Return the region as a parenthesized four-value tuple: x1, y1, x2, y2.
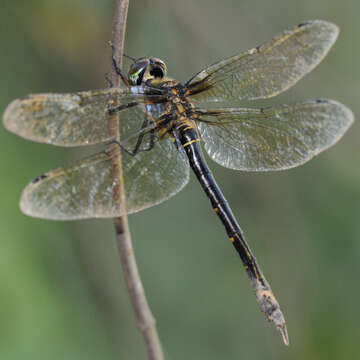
(128, 57, 167, 86)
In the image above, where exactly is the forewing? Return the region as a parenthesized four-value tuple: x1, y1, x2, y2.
(20, 139, 189, 220)
(197, 100, 353, 171)
(3, 86, 165, 146)
(187, 20, 338, 102)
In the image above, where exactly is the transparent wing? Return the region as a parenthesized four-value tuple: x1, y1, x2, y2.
(20, 138, 190, 220)
(3, 86, 165, 146)
(186, 20, 338, 102)
(197, 99, 353, 171)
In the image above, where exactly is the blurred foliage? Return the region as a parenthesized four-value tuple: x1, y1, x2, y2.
(1, 0, 359, 359)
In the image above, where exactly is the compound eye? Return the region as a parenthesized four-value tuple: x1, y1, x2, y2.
(150, 65, 165, 78)
(128, 60, 149, 85)
(150, 59, 167, 78)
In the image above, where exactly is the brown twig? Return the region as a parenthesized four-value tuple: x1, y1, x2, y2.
(107, 1, 164, 359)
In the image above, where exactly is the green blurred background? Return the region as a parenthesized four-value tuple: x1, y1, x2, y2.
(1, 0, 359, 359)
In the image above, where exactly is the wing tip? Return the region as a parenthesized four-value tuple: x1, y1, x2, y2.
(19, 173, 68, 221)
(295, 98, 354, 159)
(2, 98, 20, 134)
(19, 179, 45, 220)
(315, 98, 355, 126)
(19, 187, 75, 221)
(299, 99, 354, 160)
(297, 19, 339, 42)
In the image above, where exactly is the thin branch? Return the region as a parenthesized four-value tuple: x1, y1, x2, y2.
(107, 1, 164, 359)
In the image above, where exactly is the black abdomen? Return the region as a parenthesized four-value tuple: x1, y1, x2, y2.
(179, 126, 263, 283)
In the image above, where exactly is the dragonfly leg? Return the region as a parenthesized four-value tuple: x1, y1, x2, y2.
(109, 41, 130, 87)
(108, 115, 154, 156)
(108, 101, 138, 115)
(127, 115, 154, 155)
(141, 128, 156, 152)
(107, 140, 136, 156)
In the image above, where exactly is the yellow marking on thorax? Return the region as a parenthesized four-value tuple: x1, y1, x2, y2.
(180, 116, 196, 126)
(158, 128, 169, 138)
(176, 103, 185, 113)
(148, 76, 176, 85)
(214, 207, 219, 213)
(182, 138, 201, 148)
(229, 237, 235, 243)
(182, 126, 193, 131)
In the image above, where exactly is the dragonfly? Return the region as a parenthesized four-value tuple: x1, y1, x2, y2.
(3, 20, 354, 345)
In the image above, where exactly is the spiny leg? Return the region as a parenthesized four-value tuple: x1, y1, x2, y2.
(127, 115, 152, 155)
(108, 102, 138, 115)
(109, 114, 155, 157)
(142, 125, 156, 152)
(109, 41, 130, 87)
(127, 112, 172, 154)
